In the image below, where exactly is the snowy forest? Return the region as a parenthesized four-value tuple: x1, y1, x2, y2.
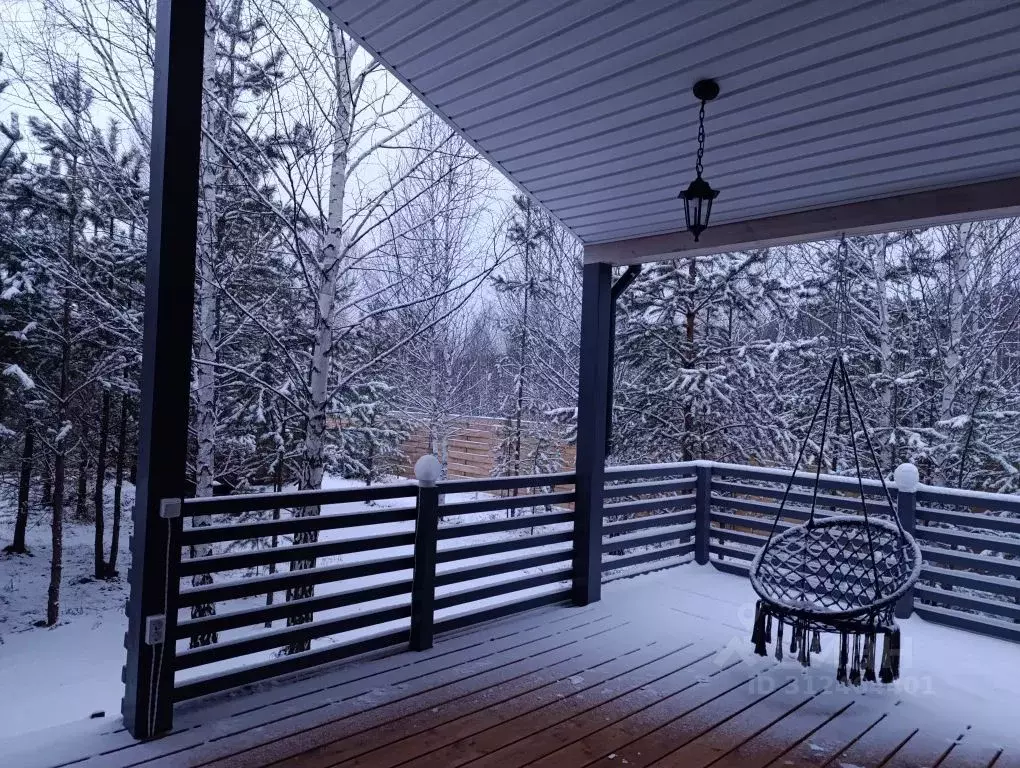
(3, 0, 1020, 639)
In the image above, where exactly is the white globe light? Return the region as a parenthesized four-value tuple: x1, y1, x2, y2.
(893, 463, 919, 493)
(414, 454, 442, 486)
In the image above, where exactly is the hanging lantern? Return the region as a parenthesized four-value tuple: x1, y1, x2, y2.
(679, 79, 720, 242)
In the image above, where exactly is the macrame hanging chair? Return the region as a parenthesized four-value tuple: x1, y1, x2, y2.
(748, 235, 922, 685)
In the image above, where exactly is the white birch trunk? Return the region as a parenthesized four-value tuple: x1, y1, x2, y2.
(188, 8, 220, 647)
(286, 24, 355, 652)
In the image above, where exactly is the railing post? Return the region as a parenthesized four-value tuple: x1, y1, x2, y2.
(123, 0, 206, 740)
(695, 463, 711, 565)
(410, 455, 441, 651)
(894, 462, 919, 619)
(573, 262, 613, 606)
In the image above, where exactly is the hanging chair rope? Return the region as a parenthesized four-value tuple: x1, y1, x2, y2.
(747, 235, 922, 685)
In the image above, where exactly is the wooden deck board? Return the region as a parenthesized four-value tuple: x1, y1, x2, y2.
(12, 573, 1019, 768)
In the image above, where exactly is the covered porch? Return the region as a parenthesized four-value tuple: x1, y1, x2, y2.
(86, 0, 1020, 765)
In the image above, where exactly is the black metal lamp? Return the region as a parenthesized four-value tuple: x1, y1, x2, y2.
(679, 79, 720, 242)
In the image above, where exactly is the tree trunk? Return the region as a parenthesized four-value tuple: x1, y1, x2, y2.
(94, 388, 111, 578)
(189, 6, 221, 648)
(7, 426, 34, 554)
(287, 23, 356, 655)
(939, 224, 968, 485)
(75, 423, 90, 521)
(266, 451, 283, 629)
(47, 296, 73, 626)
(108, 392, 128, 575)
(42, 453, 52, 505)
(873, 236, 895, 467)
(683, 258, 698, 461)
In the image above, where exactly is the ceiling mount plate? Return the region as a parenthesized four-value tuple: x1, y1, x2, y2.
(693, 79, 720, 102)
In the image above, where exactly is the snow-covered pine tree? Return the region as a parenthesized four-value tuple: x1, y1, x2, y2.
(613, 250, 803, 466)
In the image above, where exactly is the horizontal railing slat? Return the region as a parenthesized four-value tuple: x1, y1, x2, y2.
(180, 482, 417, 516)
(709, 495, 831, 523)
(710, 480, 894, 515)
(710, 465, 888, 495)
(435, 549, 572, 587)
(916, 487, 1020, 514)
(915, 525, 1020, 557)
(434, 568, 572, 611)
(919, 545, 1020, 578)
(438, 491, 574, 517)
(601, 525, 694, 554)
(174, 578, 412, 639)
(709, 543, 755, 561)
(603, 495, 695, 517)
(433, 590, 571, 635)
(710, 510, 791, 534)
(601, 542, 695, 572)
(912, 604, 1020, 643)
(920, 565, 1020, 600)
(438, 511, 573, 540)
(916, 506, 1020, 536)
(176, 604, 411, 670)
(180, 506, 417, 546)
(602, 511, 696, 536)
(706, 528, 766, 549)
(173, 628, 408, 702)
(438, 473, 575, 495)
(179, 531, 415, 577)
(710, 558, 751, 577)
(178, 553, 414, 607)
(436, 531, 573, 564)
(603, 477, 696, 499)
(914, 585, 1020, 621)
(603, 463, 697, 481)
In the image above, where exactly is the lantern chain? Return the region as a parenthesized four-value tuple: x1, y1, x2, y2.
(696, 99, 706, 178)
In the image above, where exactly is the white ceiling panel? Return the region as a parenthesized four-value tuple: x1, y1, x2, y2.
(318, 0, 1020, 253)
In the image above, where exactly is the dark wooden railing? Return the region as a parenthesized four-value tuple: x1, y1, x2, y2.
(141, 457, 1020, 734)
(601, 463, 697, 576)
(164, 469, 577, 715)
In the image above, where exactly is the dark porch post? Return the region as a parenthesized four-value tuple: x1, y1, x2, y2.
(572, 261, 613, 605)
(122, 0, 206, 739)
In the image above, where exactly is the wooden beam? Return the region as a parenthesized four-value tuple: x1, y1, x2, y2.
(123, 0, 206, 740)
(572, 262, 612, 606)
(584, 176, 1020, 264)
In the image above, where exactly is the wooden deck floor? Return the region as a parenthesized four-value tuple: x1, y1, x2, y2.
(10, 569, 1020, 768)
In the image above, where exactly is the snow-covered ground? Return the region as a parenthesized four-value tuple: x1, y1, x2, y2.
(2, 481, 1019, 745)
(0, 483, 135, 738)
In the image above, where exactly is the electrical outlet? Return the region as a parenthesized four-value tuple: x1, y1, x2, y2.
(145, 614, 166, 646)
(160, 498, 181, 519)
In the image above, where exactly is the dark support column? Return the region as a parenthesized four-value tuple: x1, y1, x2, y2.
(410, 456, 441, 651)
(605, 265, 641, 455)
(122, 0, 206, 740)
(572, 262, 613, 606)
(694, 463, 711, 565)
(894, 463, 919, 620)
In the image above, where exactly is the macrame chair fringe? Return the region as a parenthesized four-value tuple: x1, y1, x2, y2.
(837, 631, 848, 685)
(746, 351, 921, 686)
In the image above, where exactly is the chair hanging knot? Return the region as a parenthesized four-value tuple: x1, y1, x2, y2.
(775, 619, 784, 662)
(811, 630, 822, 654)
